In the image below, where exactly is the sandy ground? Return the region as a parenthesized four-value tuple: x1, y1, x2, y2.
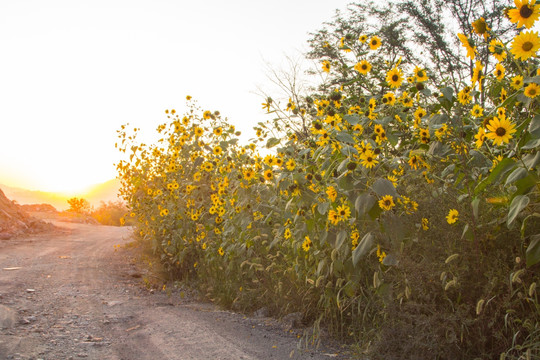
(0, 221, 350, 360)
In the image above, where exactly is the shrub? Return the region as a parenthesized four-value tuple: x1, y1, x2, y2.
(116, 2, 540, 358)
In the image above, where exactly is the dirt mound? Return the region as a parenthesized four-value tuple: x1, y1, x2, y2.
(0, 188, 54, 239)
(19, 203, 58, 213)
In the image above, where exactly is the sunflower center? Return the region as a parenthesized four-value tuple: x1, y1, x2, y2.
(530, 89, 537, 96)
(495, 127, 506, 136)
(417, 70, 425, 77)
(523, 41, 534, 51)
(392, 75, 399, 81)
(362, 64, 367, 70)
(520, 4, 534, 18)
(384, 200, 391, 206)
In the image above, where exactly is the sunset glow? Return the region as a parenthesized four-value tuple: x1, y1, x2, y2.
(0, 0, 350, 194)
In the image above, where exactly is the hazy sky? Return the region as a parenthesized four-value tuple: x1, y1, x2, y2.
(0, 0, 351, 193)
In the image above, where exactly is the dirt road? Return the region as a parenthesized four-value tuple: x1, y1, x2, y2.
(0, 222, 348, 360)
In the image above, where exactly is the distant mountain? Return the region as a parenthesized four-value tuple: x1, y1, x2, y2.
(0, 179, 122, 211)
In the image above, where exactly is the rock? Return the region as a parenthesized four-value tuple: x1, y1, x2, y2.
(0, 304, 17, 328)
(254, 307, 269, 318)
(281, 312, 303, 329)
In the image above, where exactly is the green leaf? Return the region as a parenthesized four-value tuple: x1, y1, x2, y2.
(505, 167, 529, 186)
(336, 229, 348, 250)
(317, 202, 330, 215)
(524, 76, 540, 84)
(430, 113, 450, 125)
(266, 137, 280, 148)
(336, 131, 355, 144)
(343, 114, 360, 125)
(337, 158, 349, 173)
(471, 198, 480, 221)
(372, 178, 398, 198)
(355, 193, 376, 216)
(474, 158, 516, 194)
(507, 195, 530, 228)
(514, 173, 538, 196)
(521, 213, 540, 238)
(386, 131, 398, 146)
(522, 138, 540, 150)
(526, 235, 540, 267)
(529, 115, 540, 137)
(352, 232, 374, 267)
(382, 253, 397, 266)
(523, 152, 540, 170)
(440, 87, 454, 101)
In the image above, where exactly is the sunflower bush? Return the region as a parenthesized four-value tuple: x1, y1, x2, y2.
(117, 2, 540, 359)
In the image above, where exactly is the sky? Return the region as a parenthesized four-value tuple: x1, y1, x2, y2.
(0, 0, 351, 194)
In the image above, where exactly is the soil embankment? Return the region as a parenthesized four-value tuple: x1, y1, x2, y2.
(0, 189, 54, 240)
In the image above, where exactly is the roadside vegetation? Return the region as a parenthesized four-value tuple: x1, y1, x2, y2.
(116, 1, 540, 358)
(64, 197, 130, 226)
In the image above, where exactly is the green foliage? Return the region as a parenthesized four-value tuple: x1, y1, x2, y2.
(116, 1, 540, 359)
(91, 201, 131, 226)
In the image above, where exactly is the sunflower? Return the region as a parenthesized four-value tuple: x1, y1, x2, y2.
(421, 218, 429, 230)
(418, 128, 430, 144)
(369, 36, 382, 50)
(485, 117, 517, 145)
(213, 146, 223, 156)
(326, 186, 337, 202)
(494, 62, 505, 80)
(511, 75, 524, 90)
(354, 60, 372, 75)
(378, 195, 395, 211)
(471, 104, 484, 118)
(284, 228, 291, 239)
(283, 158, 295, 171)
(360, 150, 379, 169)
(263, 169, 274, 181)
(328, 210, 339, 225)
(471, 61, 484, 90)
(414, 66, 429, 82)
(386, 67, 404, 88)
(472, 17, 490, 40)
(414, 107, 426, 121)
(408, 154, 422, 170)
(511, 30, 540, 60)
(213, 127, 223, 136)
(525, 82, 540, 98)
(336, 204, 351, 222)
(446, 209, 459, 224)
(322, 60, 331, 73)
(457, 33, 476, 59)
(203, 110, 212, 119)
(302, 236, 312, 252)
(508, 0, 540, 29)
(499, 87, 508, 104)
(474, 127, 486, 148)
(218, 247, 224, 256)
(489, 39, 507, 62)
(457, 89, 472, 105)
(382, 92, 396, 105)
(243, 167, 255, 181)
(400, 92, 413, 107)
